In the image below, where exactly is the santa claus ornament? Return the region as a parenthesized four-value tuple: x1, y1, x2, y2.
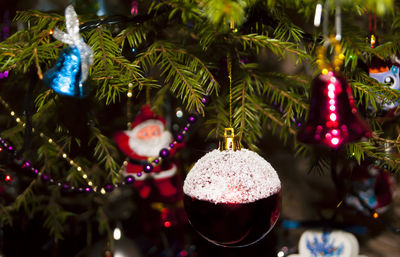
(183, 128, 281, 247)
(114, 105, 184, 200)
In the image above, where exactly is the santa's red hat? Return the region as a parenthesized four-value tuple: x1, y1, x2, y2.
(131, 105, 166, 129)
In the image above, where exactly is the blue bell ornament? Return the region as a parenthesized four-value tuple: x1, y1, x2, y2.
(44, 5, 93, 98)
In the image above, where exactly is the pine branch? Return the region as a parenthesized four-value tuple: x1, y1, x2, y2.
(44, 190, 75, 242)
(233, 33, 307, 59)
(89, 127, 120, 182)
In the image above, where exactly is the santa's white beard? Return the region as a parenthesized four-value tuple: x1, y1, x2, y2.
(128, 130, 173, 157)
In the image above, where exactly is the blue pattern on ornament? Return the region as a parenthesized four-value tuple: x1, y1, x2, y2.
(306, 232, 344, 257)
(44, 46, 88, 97)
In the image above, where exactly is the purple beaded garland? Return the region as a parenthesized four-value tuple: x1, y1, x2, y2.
(104, 183, 115, 192)
(62, 182, 71, 191)
(159, 148, 169, 159)
(188, 115, 197, 124)
(201, 96, 209, 104)
(176, 133, 184, 143)
(0, 93, 205, 194)
(124, 175, 134, 184)
(143, 163, 153, 173)
(41, 173, 51, 182)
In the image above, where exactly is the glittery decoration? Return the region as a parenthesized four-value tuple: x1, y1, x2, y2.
(53, 6, 93, 82)
(183, 149, 281, 204)
(44, 47, 88, 97)
(45, 5, 93, 98)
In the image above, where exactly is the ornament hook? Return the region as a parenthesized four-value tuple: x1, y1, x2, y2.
(316, 35, 345, 74)
(219, 128, 241, 151)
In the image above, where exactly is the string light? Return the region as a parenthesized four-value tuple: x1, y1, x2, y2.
(0, 90, 207, 194)
(5, 175, 12, 182)
(113, 227, 122, 240)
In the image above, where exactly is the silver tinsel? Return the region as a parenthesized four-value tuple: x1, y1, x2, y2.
(53, 5, 93, 83)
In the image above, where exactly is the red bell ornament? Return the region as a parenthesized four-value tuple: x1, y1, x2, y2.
(297, 71, 371, 148)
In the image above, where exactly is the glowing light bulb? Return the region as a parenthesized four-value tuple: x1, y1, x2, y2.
(329, 99, 335, 105)
(328, 91, 335, 99)
(330, 113, 337, 121)
(331, 138, 339, 145)
(329, 105, 336, 111)
(332, 129, 339, 136)
(113, 227, 122, 240)
(314, 3, 322, 27)
(176, 109, 183, 118)
(328, 84, 335, 91)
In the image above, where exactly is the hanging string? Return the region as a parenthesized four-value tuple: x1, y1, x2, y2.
(322, 1, 329, 38)
(335, 0, 341, 41)
(127, 83, 133, 129)
(227, 53, 233, 128)
(314, 2, 323, 27)
(368, 11, 377, 34)
(228, 17, 235, 128)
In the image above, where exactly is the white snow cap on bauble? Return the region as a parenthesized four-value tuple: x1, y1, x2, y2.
(183, 149, 281, 204)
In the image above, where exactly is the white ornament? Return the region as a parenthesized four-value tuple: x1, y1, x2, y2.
(183, 148, 281, 204)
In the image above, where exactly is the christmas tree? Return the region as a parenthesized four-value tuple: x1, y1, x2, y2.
(0, 0, 399, 256)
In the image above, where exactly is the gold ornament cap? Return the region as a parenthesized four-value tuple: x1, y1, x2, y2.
(219, 128, 241, 151)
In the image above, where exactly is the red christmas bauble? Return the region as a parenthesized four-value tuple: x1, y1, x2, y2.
(183, 149, 281, 247)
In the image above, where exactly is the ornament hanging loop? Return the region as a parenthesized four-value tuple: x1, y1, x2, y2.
(219, 128, 241, 151)
(368, 11, 377, 48)
(316, 35, 345, 74)
(316, 0, 341, 41)
(227, 53, 233, 128)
